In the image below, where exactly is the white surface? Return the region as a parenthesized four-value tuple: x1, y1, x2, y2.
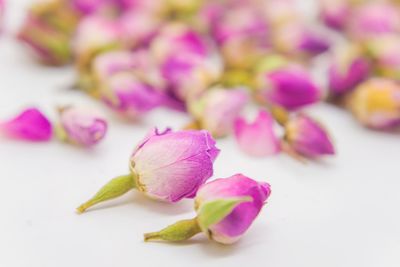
(1, 1, 400, 267)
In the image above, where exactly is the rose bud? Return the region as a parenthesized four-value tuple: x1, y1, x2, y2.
(349, 3, 400, 40)
(328, 44, 371, 96)
(188, 87, 249, 138)
(77, 128, 220, 213)
(144, 174, 271, 245)
(256, 65, 321, 110)
(366, 35, 400, 80)
(273, 22, 330, 57)
(101, 72, 164, 119)
(56, 106, 107, 147)
(0, 107, 53, 142)
(283, 113, 335, 159)
(319, 0, 351, 31)
(152, 23, 223, 101)
(347, 78, 400, 130)
(234, 110, 281, 157)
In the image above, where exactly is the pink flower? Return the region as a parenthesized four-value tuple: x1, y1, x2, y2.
(0, 108, 53, 142)
(77, 129, 220, 213)
(256, 65, 321, 110)
(234, 110, 281, 157)
(144, 174, 271, 245)
(58, 106, 107, 147)
(347, 78, 400, 130)
(284, 114, 335, 158)
(102, 72, 164, 119)
(319, 0, 351, 30)
(328, 44, 370, 96)
(188, 87, 249, 138)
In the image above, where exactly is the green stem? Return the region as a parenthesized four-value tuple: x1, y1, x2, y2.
(76, 173, 137, 214)
(144, 218, 202, 242)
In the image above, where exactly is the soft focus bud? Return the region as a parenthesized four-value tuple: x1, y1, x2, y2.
(18, 0, 78, 65)
(144, 174, 271, 245)
(256, 65, 321, 110)
(101, 72, 164, 119)
(56, 106, 107, 147)
(234, 110, 281, 157)
(349, 3, 400, 40)
(328, 44, 370, 96)
(284, 113, 335, 158)
(188, 87, 249, 138)
(77, 129, 220, 213)
(347, 78, 400, 129)
(319, 0, 351, 30)
(0, 108, 53, 142)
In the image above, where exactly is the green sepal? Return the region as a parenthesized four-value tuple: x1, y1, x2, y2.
(197, 197, 252, 231)
(144, 218, 201, 242)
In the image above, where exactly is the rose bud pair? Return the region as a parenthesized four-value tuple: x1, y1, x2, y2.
(328, 44, 371, 96)
(0, 108, 53, 142)
(256, 65, 321, 111)
(55, 106, 108, 147)
(347, 78, 400, 130)
(188, 87, 249, 138)
(17, 0, 78, 65)
(234, 110, 281, 157)
(144, 174, 271, 245)
(283, 113, 335, 159)
(77, 128, 220, 213)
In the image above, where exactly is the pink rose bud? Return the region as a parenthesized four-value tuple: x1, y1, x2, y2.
(56, 106, 107, 147)
(256, 65, 321, 110)
(328, 44, 371, 96)
(188, 87, 249, 138)
(77, 128, 220, 213)
(347, 78, 400, 130)
(284, 113, 335, 158)
(234, 110, 281, 157)
(319, 0, 351, 30)
(0, 108, 53, 142)
(349, 3, 400, 40)
(144, 174, 271, 245)
(101, 72, 164, 119)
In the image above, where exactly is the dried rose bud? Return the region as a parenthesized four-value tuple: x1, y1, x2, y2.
(0, 108, 53, 142)
(347, 78, 400, 129)
(273, 22, 330, 57)
(188, 87, 249, 138)
(144, 174, 271, 245)
(77, 128, 220, 213)
(284, 113, 335, 158)
(366, 35, 400, 80)
(17, 0, 80, 65)
(319, 0, 351, 30)
(56, 106, 107, 147)
(234, 110, 281, 157)
(152, 23, 223, 101)
(101, 72, 164, 119)
(328, 44, 370, 96)
(256, 65, 321, 110)
(349, 3, 400, 40)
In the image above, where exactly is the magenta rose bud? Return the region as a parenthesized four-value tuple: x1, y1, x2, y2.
(234, 110, 281, 157)
(77, 129, 220, 213)
(102, 72, 164, 119)
(328, 45, 371, 96)
(256, 66, 321, 110)
(188, 87, 249, 138)
(56, 106, 107, 147)
(144, 174, 271, 245)
(0, 108, 53, 142)
(284, 114, 335, 159)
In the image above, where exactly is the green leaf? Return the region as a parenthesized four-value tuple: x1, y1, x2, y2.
(197, 197, 252, 231)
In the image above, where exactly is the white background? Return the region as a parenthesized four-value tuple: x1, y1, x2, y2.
(1, 1, 399, 267)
